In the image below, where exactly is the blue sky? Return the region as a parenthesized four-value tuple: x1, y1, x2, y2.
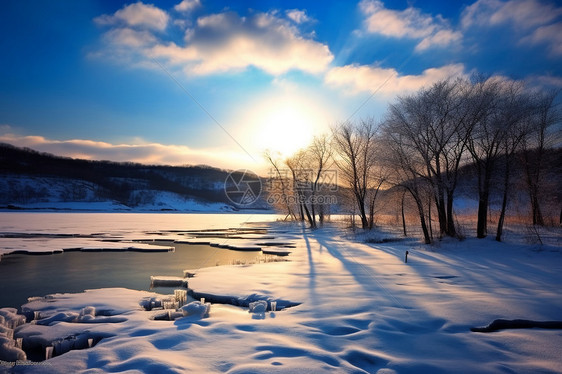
(1, 0, 561, 169)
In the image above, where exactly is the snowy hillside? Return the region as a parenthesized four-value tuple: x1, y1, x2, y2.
(0, 174, 235, 212)
(0, 143, 268, 212)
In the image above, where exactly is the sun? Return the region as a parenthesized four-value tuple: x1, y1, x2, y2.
(250, 96, 323, 159)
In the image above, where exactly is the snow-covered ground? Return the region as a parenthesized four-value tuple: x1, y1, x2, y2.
(1, 220, 562, 373)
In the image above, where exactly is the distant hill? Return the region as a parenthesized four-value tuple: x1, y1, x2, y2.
(0, 143, 269, 212)
(454, 147, 562, 211)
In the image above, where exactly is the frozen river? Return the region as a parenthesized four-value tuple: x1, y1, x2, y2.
(0, 212, 280, 309)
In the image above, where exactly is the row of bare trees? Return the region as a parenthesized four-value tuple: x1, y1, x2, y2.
(385, 76, 559, 242)
(264, 135, 334, 229)
(265, 76, 560, 243)
(331, 119, 388, 230)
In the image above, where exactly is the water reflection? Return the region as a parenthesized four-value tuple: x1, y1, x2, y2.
(0, 243, 271, 308)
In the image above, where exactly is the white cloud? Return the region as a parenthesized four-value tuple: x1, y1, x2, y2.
(95, 2, 169, 31)
(286, 9, 310, 24)
(0, 134, 252, 169)
(462, 0, 562, 29)
(92, 27, 159, 69)
(359, 0, 461, 51)
(461, 0, 562, 56)
(526, 74, 562, 89)
(324, 63, 466, 96)
(174, 0, 201, 13)
(523, 22, 562, 55)
(415, 29, 463, 51)
(149, 43, 198, 64)
(104, 28, 158, 48)
(149, 11, 333, 75)
(95, 6, 333, 76)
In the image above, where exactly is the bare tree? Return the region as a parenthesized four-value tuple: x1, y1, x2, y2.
(521, 90, 560, 226)
(265, 134, 336, 229)
(285, 149, 316, 228)
(264, 150, 296, 221)
(381, 127, 433, 244)
(306, 134, 334, 225)
(465, 77, 512, 238)
(465, 78, 551, 239)
(385, 78, 480, 238)
(495, 86, 532, 241)
(400, 189, 408, 236)
(332, 118, 381, 230)
(367, 144, 390, 229)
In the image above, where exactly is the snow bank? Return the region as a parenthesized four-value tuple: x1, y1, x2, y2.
(0, 308, 27, 362)
(1, 221, 561, 373)
(181, 301, 210, 318)
(1, 190, 238, 213)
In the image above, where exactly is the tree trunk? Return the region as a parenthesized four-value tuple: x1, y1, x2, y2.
(318, 204, 325, 225)
(302, 200, 315, 229)
(368, 193, 377, 230)
(356, 193, 368, 230)
(360, 214, 368, 230)
(496, 162, 510, 242)
(446, 192, 456, 237)
(476, 189, 489, 238)
(476, 163, 493, 238)
(435, 188, 447, 237)
(531, 192, 544, 226)
(298, 201, 305, 221)
(401, 191, 407, 237)
(310, 192, 317, 228)
(428, 195, 433, 240)
(524, 150, 545, 227)
(414, 194, 431, 244)
(368, 193, 374, 229)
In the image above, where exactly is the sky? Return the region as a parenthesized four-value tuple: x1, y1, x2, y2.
(1, 0, 561, 171)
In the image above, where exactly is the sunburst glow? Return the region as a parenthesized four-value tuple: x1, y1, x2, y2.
(247, 95, 327, 159)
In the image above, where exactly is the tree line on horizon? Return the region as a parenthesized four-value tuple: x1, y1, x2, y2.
(0, 143, 234, 207)
(265, 75, 561, 243)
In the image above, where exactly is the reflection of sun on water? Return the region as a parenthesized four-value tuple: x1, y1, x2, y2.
(251, 97, 323, 158)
